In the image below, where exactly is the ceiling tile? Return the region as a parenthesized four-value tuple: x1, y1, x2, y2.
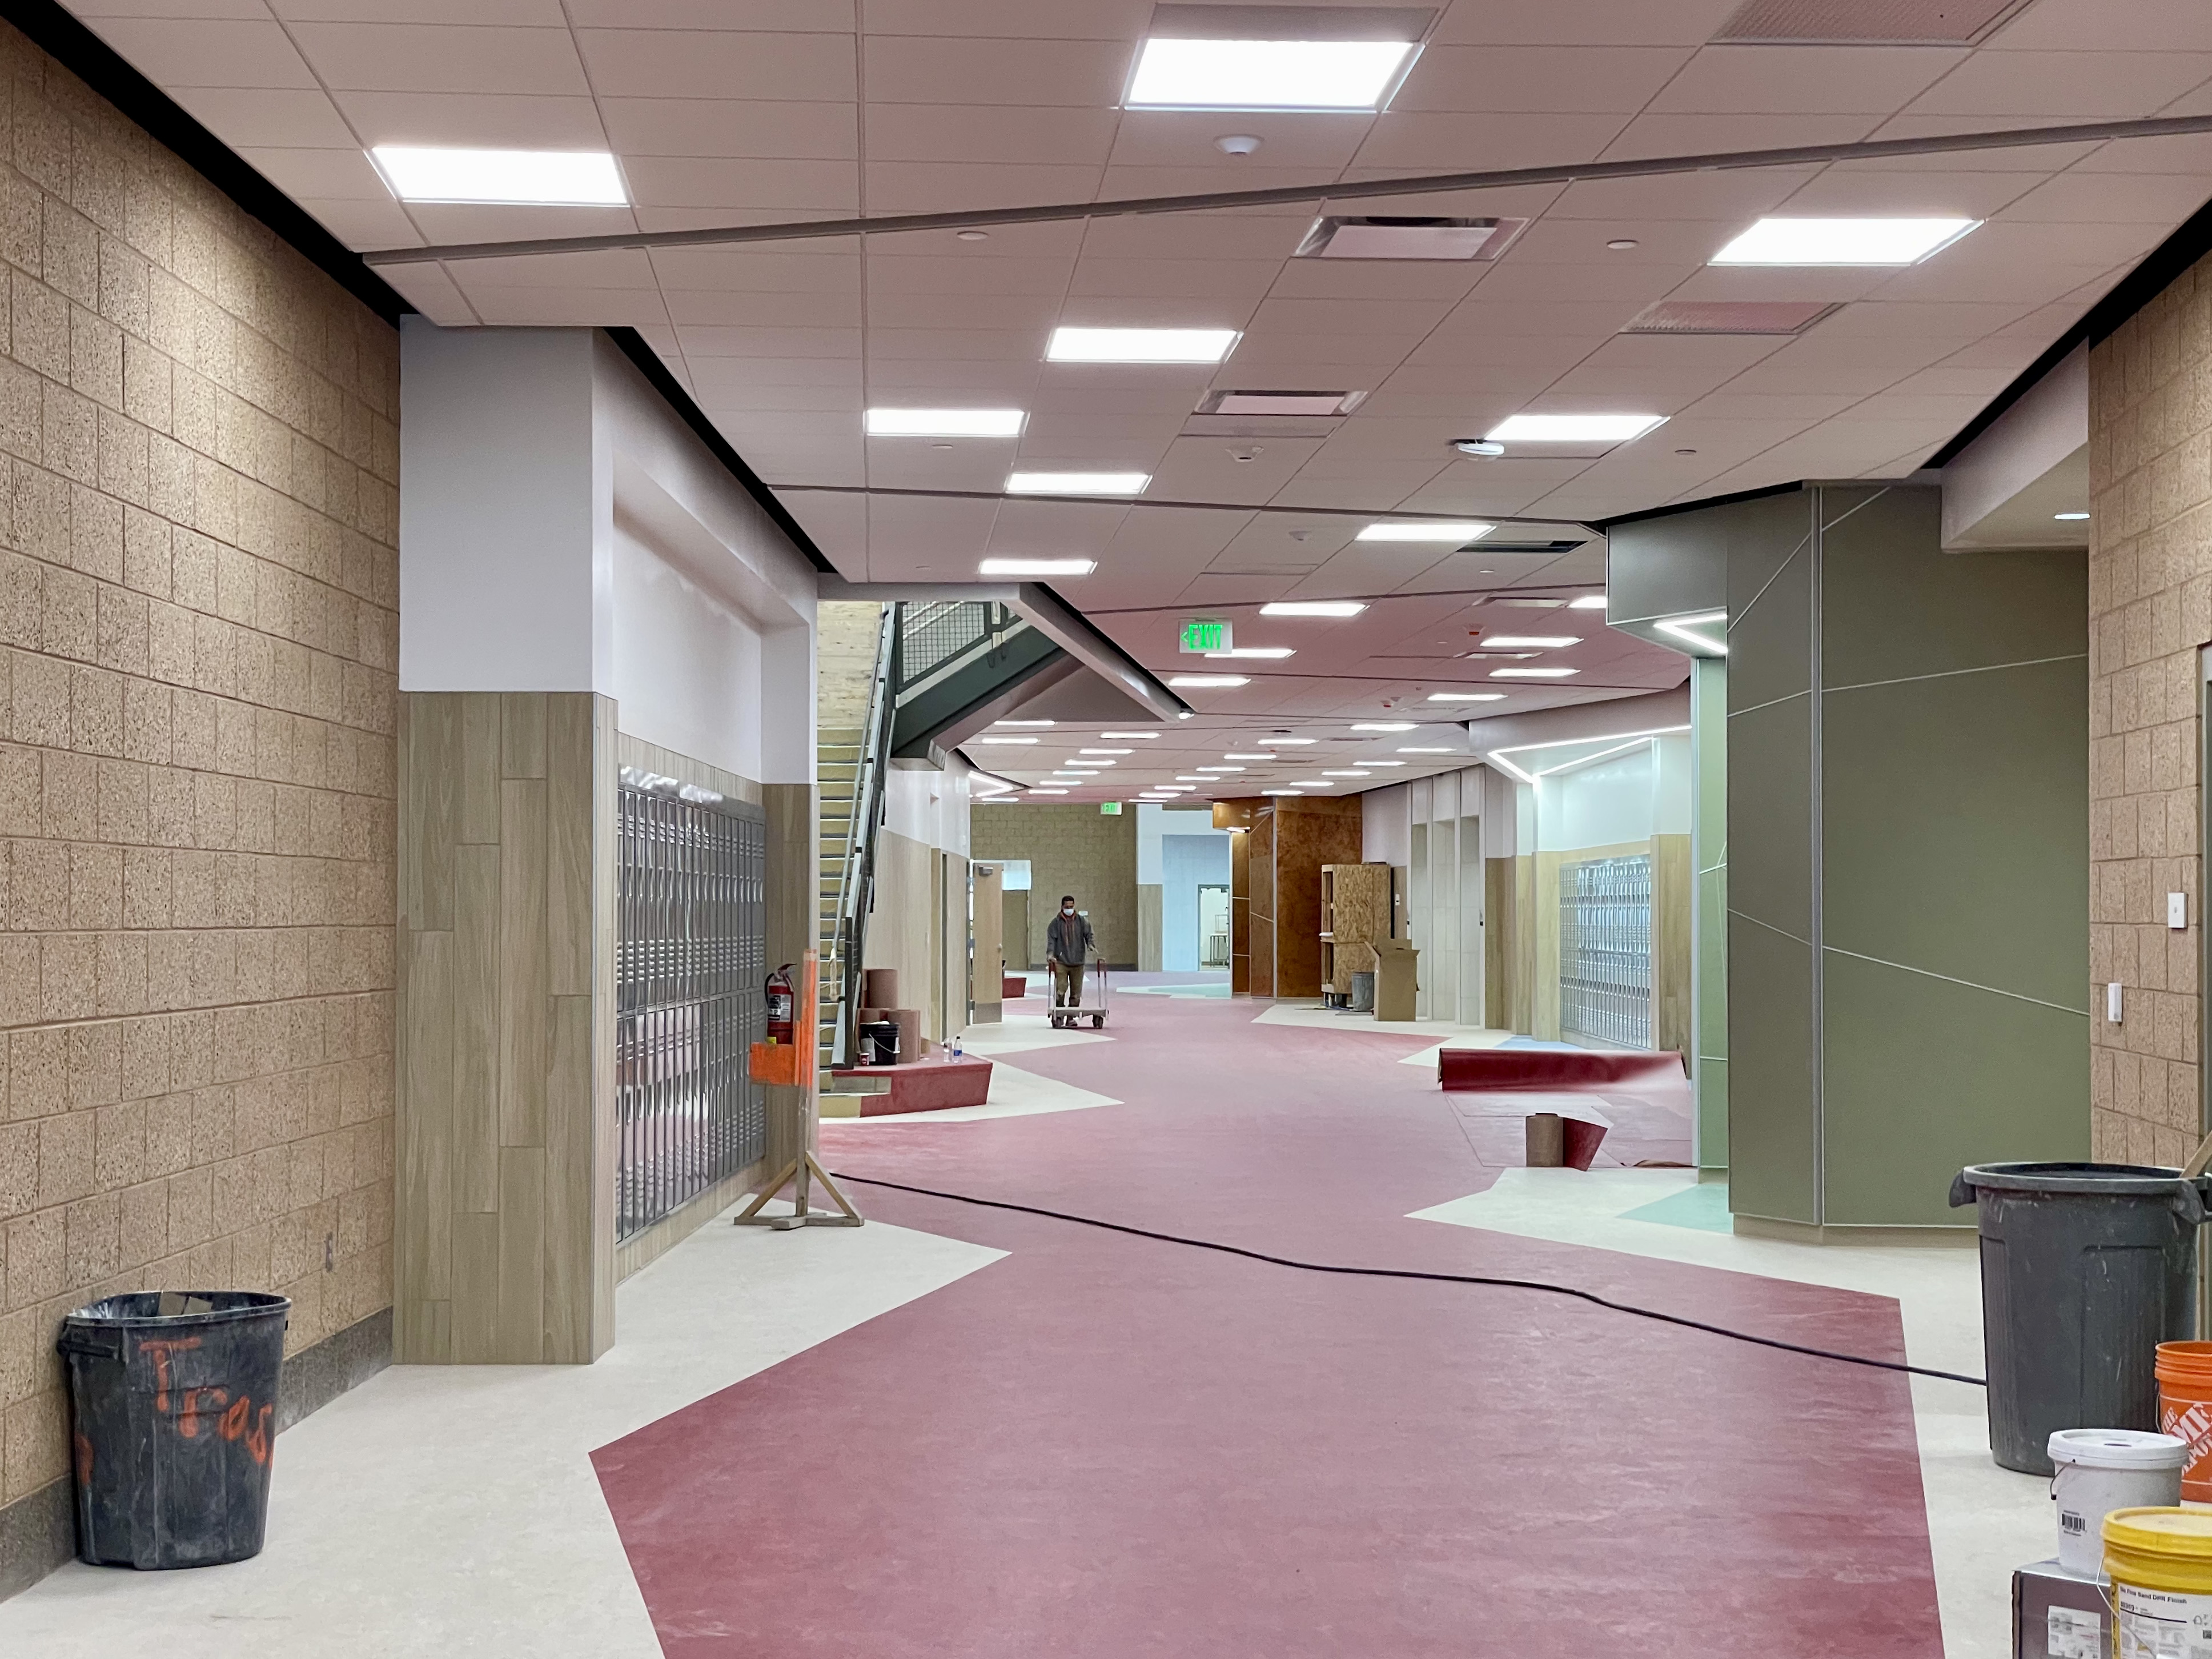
(1428, 0, 1743, 48)
(861, 35, 1132, 106)
(73, 0, 269, 15)
(599, 98, 858, 161)
(664, 288, 865, 327)
(1904, 50, 2212, 118)
(238, 145, 389, 201)
(274, 0, 563, 21)
(861, 161, 1108, 215)
(288, 22, 589, 94)
(83, 17, 316, 87)
(866, 103, 1119, 166)
(1600, 111, 1881, 159)
(1105, 111, 1370, 171)
(1351, 111, 1632, 171)
(460, 286, 672, 328)
(169, 87, 357, 149)
(858, 0, 1148, 37)
(622, 157, 858, 211)
(570, 0, 853, 25)
(677, 324, 865, 359)
(1395, 45, 1695, 112)
(292, 195, 420, 249)
(330, 90, 607, 147)
(1998, 170, 2212, 223)
(1648, 45, 1967, 114)
(577, 29, 857, 101)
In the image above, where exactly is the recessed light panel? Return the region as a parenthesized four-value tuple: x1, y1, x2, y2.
(974, 736, 1039, 745)
(1101, 732, 1160, 739)
(1262, 600, 1367, 617)
(1296, 216, 1527, 261)
(979, 557, 1097, 576)
(1490, 667, 1577, 679)
(1207, 647, 1294, 659)
(1710, 218, 1980, 266)
(1480, 636, 1580, 649)
(1427, 692, 1506, 702)
(371, 146, 627, 205)
(1622, 300, 1842, 336)
(1257, 736, 1315, 746)
(1168, 674, 1250, 688)
(1351, 722, 1415, 731)
(1127, 31, 1419, 111)
(866, 408, 1025, 436)
(1049, 327, 1238, 363)
(1356, 521, 1495, 543)
(1569, 596, 1608, 610)
(1005, 473, 1149, 496)
(1486, 414, 1667, 443)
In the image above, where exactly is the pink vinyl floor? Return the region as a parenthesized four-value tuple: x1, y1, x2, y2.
(592, 996, 1941, 1657)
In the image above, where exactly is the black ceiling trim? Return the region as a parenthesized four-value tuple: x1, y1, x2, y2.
(602, 327, 838, 576)
(6, 0, 410, 325)
(1593, 480, 1805, 533)
(1928, 187, 2212, 469)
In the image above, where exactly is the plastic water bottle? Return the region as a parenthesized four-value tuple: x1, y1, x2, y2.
(952, 1035, 964, 1061)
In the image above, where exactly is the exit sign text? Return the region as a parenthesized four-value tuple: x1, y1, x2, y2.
(1179, 618, 1231, 654)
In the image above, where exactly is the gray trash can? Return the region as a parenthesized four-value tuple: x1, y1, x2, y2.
(1348, 971, 1375, 1013)
(1949, 1163, 2206, 1476)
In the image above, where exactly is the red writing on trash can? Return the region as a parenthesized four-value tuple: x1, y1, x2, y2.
(134, 1334, 274, 1465)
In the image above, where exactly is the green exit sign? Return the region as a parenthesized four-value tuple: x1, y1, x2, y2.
(1179, 617, 1231, 654)
(1099, 802, 1122, 815)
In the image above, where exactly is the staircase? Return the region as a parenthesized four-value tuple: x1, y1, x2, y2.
(814, 724, 864, 1063)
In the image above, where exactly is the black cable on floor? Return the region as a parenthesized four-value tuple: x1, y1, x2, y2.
(828, 1171, 1990, 1389)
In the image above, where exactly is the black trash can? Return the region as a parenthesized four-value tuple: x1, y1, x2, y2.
(858, 1020, 899, 1066)
(59, 1291, 290, 1569)
(1950, 1164, 2204, 1476)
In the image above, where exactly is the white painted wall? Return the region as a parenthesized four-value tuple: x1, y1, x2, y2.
(399, 320, 610, 692)
(612, 526, 764, 781)
(1137, 803, 1224, 880)
(1362, 783, 1410, 867)
(885, 762, 971, 857)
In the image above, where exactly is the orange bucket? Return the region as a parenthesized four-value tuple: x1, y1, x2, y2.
(2157, 1343, 2212, 1502)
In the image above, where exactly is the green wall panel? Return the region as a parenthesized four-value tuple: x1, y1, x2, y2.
(1727, 914, 1818, 1223)
(1726, 695, 1812, 944)
(1821, 952, 2090, 1225)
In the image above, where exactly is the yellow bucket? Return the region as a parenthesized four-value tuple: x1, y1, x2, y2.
(2105, 1508, 2212, 1656)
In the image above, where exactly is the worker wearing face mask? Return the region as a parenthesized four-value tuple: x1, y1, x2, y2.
(1046, 895, 1094, 1009)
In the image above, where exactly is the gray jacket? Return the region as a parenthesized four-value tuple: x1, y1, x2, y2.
(1046, 909, 1094, 965)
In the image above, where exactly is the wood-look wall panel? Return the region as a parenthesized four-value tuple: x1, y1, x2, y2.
(1230, 824, 1250, 995)
(499, 778, 551, 1149)
(398, 690, 619, 1365)
(459, 693, 503, 845)
(453, 843, 501, 1216)
(546, 698, 596, 1000)
(1274, 806, 1365, 999)
(495, 1147, 547, 1364)
(450, 1212, 498, 1365)
(501, 692, 547, 780)
(400, 698, 457, 935)
(1655, 833, 1693, 1057)
(1249, 812, 1275, 998)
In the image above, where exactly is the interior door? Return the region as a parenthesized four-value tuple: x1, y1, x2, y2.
(1459, 814, 1483, 1026)
(1197, 883, 1230, 968)
(1004, 890, 1029, 976)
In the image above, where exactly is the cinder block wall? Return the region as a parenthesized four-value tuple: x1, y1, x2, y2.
(2090, 259, 2212, 1164)
(0, 21, 398, 1586)
(971, 804, 1138, 968)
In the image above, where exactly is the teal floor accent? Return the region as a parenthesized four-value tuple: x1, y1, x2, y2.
(1620, 1182, 1733, 1233)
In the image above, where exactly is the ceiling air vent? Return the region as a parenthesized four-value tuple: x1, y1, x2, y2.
(1712, 0, 2034, 44)
(1623, 300, 1841, 336)
(1198, 390, 1362, 416)
(1296, 216, 1528, 261)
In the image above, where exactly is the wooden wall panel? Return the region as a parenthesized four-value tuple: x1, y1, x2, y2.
(1272, 802, 1366, 999)
(1248, 810, 1276, 997)
(1654, 833, 1693, 1057)
(398, 691, 617, 1364)
(1230, 822, 1251, 995)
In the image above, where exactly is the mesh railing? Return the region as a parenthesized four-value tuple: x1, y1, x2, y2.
(615, 782, 766, 1241)
(893, 600, 1022, 694)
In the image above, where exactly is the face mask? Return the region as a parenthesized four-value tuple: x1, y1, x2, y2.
(1062, 905, 1075, 915)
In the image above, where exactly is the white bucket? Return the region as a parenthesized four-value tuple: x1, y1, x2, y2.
(2050, 1429, 2189, 1577)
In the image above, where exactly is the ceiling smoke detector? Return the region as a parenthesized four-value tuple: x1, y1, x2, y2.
(1296, 216, 1528, 262)
(1453, 438, 1506, 457)
(1216, 134, 1263, 155)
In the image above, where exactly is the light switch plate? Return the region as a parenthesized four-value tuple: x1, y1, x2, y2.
(2109, 983, 2125, 1024)
(2171, 892, 2189, 929)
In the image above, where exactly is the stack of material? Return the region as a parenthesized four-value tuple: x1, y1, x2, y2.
(858, 969, 923, 1063)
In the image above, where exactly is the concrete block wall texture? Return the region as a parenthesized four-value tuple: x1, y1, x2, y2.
(0, 18, 398, 1558)
(2090, 257, 2212, 1165)
(971, 804, 1139, 968)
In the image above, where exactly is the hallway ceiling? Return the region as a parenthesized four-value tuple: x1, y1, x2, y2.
(64, 0, 2212, 798)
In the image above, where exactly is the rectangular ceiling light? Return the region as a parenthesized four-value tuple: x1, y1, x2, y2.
(1480, 635, 1580, 649)
(1399, 746, 1457, 752)
(1490, 667, 1578, 678)
(1168, 674, 1250, 687)
(1081, 748, 1134, 755)
(974, 736, 1039, 745)
(1030, 787, 1069, 794)
(1262, 600, 1366, 617)
(1101, 732, 1159, 739)
(1257, 736, 1314, 746)
(1263, 789, 1306, 796)
(1049, 327, 1238, 363)
(979, 557, 1097, 576)
(1321, 770, 1370, 777)
(1710, 218, 1980, 266)
(1291, 779, 1338, 787)
(1427, 691, 1506, 702)
(1207, 647, 1294, 659)
(866, 408, 1025, 436)
(1356, 521, 1494, 543)
(1351, 722, 1415, 731)
(994, 719, 1054, 727)
(1126, 38, 1418, 112)
(1196, 765, 1244, 772)
(1361, 759, 1406, 767)
(1295, 216, 1525, 261)
(1005, 472, 1149, 495)
(1224, 752, 1275, 760)
(1569, 596, 1608, 610)
(371, 146, 627, 205)
(1486, 414, 1667, 443)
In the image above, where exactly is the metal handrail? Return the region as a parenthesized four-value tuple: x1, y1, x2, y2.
(892, 600, 1023, 698)
(828, 604, 898, 1065)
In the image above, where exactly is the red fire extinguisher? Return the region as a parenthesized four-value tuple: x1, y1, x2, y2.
(765, 964, 796, 1045)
